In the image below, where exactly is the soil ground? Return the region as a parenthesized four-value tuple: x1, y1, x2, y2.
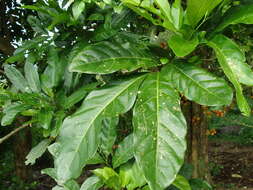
(209, 140, 253, 190)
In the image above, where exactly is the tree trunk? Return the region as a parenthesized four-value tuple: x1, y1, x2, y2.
(182, 101, 212, 183)
(13, 120, 32, 181)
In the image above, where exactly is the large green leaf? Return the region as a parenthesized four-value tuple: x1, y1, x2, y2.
(4, 64, 31, 93)
(24, 54, 41, 93)
(186, 0, 222, 27)
(207, 34, 251, 116)
(25, 139, 51, 165)
(69, 41, 157, 74)
(51, 75, 145, 183)
(112, 134, 134, 168)
(133, 72, 187, 190)
(165, 61, 233, 106)
(215, 4, 253, 32)
(80, 176, 103, 190)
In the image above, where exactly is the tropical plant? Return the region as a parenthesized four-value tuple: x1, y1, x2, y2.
(1, 0, 253, 190)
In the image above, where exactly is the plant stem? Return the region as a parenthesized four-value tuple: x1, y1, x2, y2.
(0, 121, 34, 145)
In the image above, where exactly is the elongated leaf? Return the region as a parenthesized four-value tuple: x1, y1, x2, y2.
(4, 65, 31, 93)
(165, 61, 233, 106)
(167, 33, 199, 57)
(155, 0, 172, 23)
(208, 34, 251, 116)
(100, 117, 118, 157)
(112, 134, 134, 168)
(72, 1, 85, 20)
(215, 4, 253, 32)
(186, 0, 222, 27)
(69, 41, 157, 74)
(37, 109, 53, 129)
(133, 72, 187, 190)
(24, 55, 41, 93)
(1, 103, 29, 126)
(171, 0, 183, 30)
(63, 83, 98, 109)
(25, 139, 51, 165)
(172, 175, 191, 190)
(52, 76, 145, 183)
(80, 176, 103, 190)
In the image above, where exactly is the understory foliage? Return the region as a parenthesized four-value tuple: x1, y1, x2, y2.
(1, 0, 253, 189)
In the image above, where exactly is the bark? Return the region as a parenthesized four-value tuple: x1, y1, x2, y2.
(182, 101, 212, 183)
(13, 119, 32, 181)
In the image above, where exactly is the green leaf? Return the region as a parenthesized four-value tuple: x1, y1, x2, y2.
(72, 1, 85, 20)
(189, 179, 212, 190)
(207, 34, 251, 116)
(172, 175, 191, 190)
(215, 4, 253, 33)
(171, 0, 183, 30)
(25, 139, 51, 165)
(1, 102, 29, 126)
(93, 167, 121, 190)
(164, 61, 233, 106)
(119, 162, 146, 190)
(167, 33, 199, 57)
(112, 134, 134, 168)
(41, 47, 66, 89)
(52, 76, 145, 183)
(80, 176, 103, 190)
(155, 0, 172, 23)
(24, 54, 41, 93)
(100, 117, 118, 157)
(37, 109, 53, 130)
(133, 72, 187, 190)
(41, 168, 58, 181)
(4, 65, 31, 93)
(64, 180, 80, 190)
(69, 41, 157, 74)
(186, 0, 222, 27)
(86, 152, 105, 165)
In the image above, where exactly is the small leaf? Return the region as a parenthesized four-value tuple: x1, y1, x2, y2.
(80, 176, 103, 190)
(167, 33, 199, 57)
(215, 3, 253, 33)
(93, 167, 121, 190)
(24, 54, 41, 93)
(37, 109, 53, 129)
(25, 139, 52, 165)
(165, 61, 233, 106)
(172, 175, 191, 190)
(112, 134, 134, 168)
(72, 1, 85, 20)
(208, 34, 251, 116)
(69, 41, 157, 74)
(1, 103, 29, 126)
(4, 65, 31, 93)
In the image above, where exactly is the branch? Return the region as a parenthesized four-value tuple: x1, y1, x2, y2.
(0, 121, 33, 145)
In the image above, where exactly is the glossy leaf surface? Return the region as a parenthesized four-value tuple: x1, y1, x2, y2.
(133, 72, 187, 190)
(215, 4, 253, 32)
(52, 76, 145, 183)
(69, 41, 157, 74)
(165, 62, 233, 106)
(186, 0, 222, 27)
(208, 34, 251, 116)
(112, 134, 134, 168)
(167, 33, 199, 57)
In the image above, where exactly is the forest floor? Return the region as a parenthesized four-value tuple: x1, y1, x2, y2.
(209, 140, 253, 190)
